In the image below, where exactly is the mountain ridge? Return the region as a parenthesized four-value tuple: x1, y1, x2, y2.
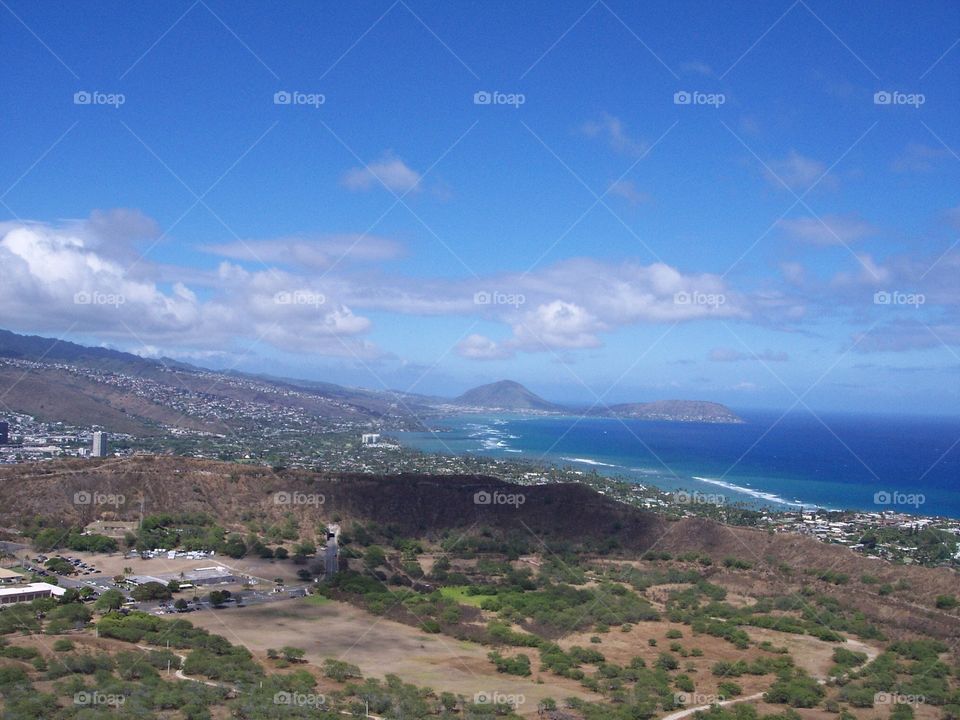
(453, 380, 566, 412)
(452, 379, 743, 423)
(0, 328, 742, 428)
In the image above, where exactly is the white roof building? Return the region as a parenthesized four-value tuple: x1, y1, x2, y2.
(0, 582, 66, 604)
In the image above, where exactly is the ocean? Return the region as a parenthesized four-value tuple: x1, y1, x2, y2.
(396, 410, 960, 518)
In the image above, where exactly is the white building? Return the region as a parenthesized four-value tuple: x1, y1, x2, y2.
(92, 431, 108, 457)
(361, 433, 380, 446)
(0, 582, 66, 605)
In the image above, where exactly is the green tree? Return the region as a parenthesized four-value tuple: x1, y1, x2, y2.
(95, 589, 125, 611)
(131, 582, 172, 602)
(364, 545, 386, 569)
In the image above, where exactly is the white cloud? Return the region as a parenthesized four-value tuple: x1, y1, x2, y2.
(892, 142, 950, 173)
(341, 154, 422, 193)
(780, 261, 806, 285)
(764, 150, 830, 191)
(0, 215, 377, 358)
(581, 114, 647, 157)
(512, 300, 604, 350)
(455, 334, 512, 360)
(203, 235, 402, 270)
(0, 212, 781, 363)
(778, 213, 876, 246)
(607, 179, 651, 206)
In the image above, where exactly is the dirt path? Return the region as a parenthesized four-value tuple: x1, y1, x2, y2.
(661, 692, 766, 720)
(137, 645, 227, 689)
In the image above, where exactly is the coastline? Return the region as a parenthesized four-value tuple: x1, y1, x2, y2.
(396, 411, 960, 521)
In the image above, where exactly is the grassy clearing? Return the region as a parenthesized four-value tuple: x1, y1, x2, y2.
(439, 585, 487, 607)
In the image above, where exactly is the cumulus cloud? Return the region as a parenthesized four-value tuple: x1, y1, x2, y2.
(0, 211, 776, 363)
(778, 213, 876, 246)
(452, 260, 750, 358)
(581, 114, 647, 157)
(341, 154, 422, 193)
(0, 218, 198, 334)
(455, 334, 512, 360)
(0, 215, 378, 358)
(513, 300, 604, 350)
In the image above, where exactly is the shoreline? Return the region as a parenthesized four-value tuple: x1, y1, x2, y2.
(396, 415, 959, 524)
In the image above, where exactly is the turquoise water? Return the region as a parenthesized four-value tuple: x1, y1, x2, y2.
(397, 410, 960, 517)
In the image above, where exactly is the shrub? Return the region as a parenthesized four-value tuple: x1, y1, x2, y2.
(935, 594, 958, 610)
(765, 671, 826, 708)
(718, 681, 743, 698)
(655, 652, 679, 671)
(323, 658, 362, 682)
(488, 651, 531, 676)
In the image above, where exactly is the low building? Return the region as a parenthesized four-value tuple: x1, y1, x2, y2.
(125, 575, 169, 587)
(0, 567, 23, 584)
(181, 566, 236, 586)
(0, 582, 66, 605)
(84, 520, 138, 539)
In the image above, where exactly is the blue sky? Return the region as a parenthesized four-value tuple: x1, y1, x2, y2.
(1, 0, 958, 414)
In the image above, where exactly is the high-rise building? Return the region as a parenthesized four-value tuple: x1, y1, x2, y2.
(91, 431, 108, 458)
(0, 421, 8, 445)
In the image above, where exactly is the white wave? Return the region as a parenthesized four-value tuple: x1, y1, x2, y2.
(561, 456, 619, 468)
(691, 476, 803, 507)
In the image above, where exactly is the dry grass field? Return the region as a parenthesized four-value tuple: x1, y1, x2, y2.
(186, 596, 601, 716)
